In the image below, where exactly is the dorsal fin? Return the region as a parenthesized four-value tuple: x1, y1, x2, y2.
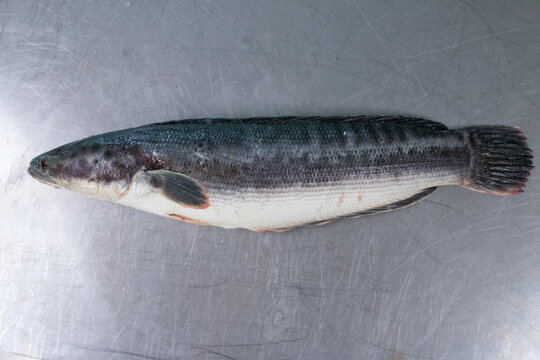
(141, 115, 448, 131)
(366, 116, 448, 131)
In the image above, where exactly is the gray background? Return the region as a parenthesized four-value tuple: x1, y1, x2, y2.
(1, 1, 539, 359)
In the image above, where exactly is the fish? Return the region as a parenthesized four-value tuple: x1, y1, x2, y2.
(28, 116, 533, 231)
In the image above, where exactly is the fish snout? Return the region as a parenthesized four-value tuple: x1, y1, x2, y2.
(28, 156, 57, 186)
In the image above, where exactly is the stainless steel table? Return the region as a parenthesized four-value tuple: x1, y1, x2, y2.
(1, 1, 539, 359)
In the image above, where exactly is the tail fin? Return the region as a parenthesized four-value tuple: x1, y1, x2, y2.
(461, 126, 533, 196)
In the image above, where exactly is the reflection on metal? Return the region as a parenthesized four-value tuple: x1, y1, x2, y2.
(1, 1, 539, 359)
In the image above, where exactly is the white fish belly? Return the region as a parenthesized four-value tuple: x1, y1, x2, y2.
(116, 171, 460, 231)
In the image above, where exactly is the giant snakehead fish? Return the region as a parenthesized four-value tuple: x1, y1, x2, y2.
(28, 116, 533, 231)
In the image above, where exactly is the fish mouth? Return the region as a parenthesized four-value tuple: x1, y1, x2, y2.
(27, 165, 57, 186)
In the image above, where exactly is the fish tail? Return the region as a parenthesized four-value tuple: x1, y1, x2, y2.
(460, 126, 533, 195)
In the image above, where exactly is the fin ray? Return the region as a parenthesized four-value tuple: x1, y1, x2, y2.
(148, 170, 209, 209)
(460, 126, 533, 195)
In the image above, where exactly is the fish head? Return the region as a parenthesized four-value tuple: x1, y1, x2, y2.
(28, 136, 141, 201)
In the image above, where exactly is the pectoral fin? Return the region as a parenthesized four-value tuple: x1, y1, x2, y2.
(147, 170, 209, 209)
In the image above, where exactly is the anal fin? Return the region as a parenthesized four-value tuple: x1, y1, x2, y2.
(252, 187, 438, 232)
(345, 186, 438, 218)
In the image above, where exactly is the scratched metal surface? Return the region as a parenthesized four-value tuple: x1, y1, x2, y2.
(1, 1, 540, 359)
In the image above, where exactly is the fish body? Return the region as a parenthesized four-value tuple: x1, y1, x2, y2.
(28, 116, 533, 231)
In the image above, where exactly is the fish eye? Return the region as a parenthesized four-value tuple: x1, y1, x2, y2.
(40, 158, 47, 170)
